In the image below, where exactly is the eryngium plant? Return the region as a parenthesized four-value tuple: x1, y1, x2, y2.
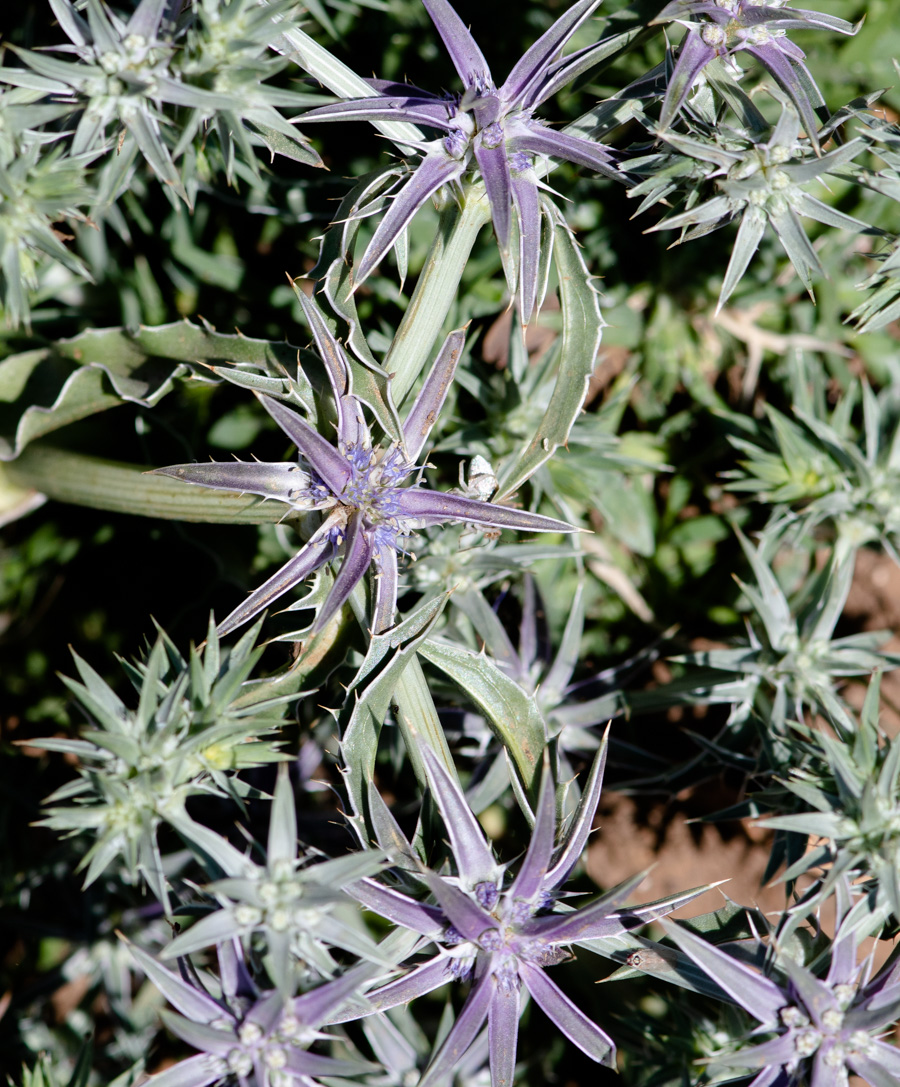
(727, 379, 900, 560)
(154, 292, 575, 637)
(128, 940, 378, 1087)
(761, 673, 900, 920)
(33, 617, 288, 910)
(666, 902, 900, 1085)
(340, 742, 711, 1086)
(2, 0, 323, 206)
(655, 0, 860, 143)
(0, 135, 93, 328)
(643, 105, 872, 310)
(162, 766, 388, 997)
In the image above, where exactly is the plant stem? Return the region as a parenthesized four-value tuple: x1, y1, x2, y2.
(385, 192, 490, 407)
(4, 444, 298, 524)
(392, 654, 455, 787)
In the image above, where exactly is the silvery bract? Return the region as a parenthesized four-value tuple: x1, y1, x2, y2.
(646, 106, 871, 309)
(162, 766, 388, 996)
(1, 0, 322, 205)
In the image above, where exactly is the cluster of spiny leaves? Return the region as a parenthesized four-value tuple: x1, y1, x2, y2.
(0, 0, 328, 325)
(6, 2, 900, 1087)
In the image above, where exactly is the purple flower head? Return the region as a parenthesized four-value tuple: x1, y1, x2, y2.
(295, 0, 621, 322)
(152, 291, 576, 638)
(342, 737, 711, 1087)
(127, 939, 378, 1087)
(665, 905, 900, 1087)
(655, 1, 860, 146)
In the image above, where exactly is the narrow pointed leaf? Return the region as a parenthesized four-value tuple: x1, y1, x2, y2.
(421, 745, 498, 886)
(258, 394, 351, 496)
(423, 872, 494, 942)
(746, 44, 822, 150)
(510, 755, 556, 902)
(496, 207, 603, 497)
(523, 869, 649, 942)
(474, 138, 513, 254)
(292, 961, 382, 1026)
(418, 638, 547, 791)
(659, 31, 716, 130)
(419, 971, 495, 1087)
(126, 0, 169, 38)
(663, 922, 786, 1025)
(127, 942, 225, 1023)
(295, 291, 352, 426)
(488, 978, 521, 1087)
(330, 956, 449, 1023)
(511, 169, 541, 323)
(268, 764, 298, 866)
(358, 154, 466, 286)
(151, 460, 313, 505)
(372, 541, 399, 635)
(163, 909, 245, 959)
(718, 210, 767, 311)
(298, 96, 454, 130)
(500, 0, 601, 107)
(514, 127, 620, 181)
(402, 328, 466, 461)
(396, 488, 575, 533)
(351, 878, 446, 938)
(545, 730, 608, 888)
(133, 1054, 220, 1087)
(314, 510, 374, 633)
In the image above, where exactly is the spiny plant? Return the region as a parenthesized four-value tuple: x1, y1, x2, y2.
(2, 1, 900, 1086)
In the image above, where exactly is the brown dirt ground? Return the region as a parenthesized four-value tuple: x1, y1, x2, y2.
(584, 548, 900, 1084)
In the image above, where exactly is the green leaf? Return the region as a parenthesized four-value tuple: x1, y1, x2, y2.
(340, 594, 451, 829)
(496, 205, 603, 499)
(274, 26, 423, 149)
(5, 445, 303, 524)
(0, 320, 317, 460)
(384, 194, 490, 407)
(418, 637, 547, 792)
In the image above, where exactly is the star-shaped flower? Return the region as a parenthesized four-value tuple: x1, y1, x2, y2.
(666, 904, 900, 1086)
(295, 0, 620, 321)
(129, 939, 377, 1087)
(153, 292, 575, 637)
(339, 740, 710, 1087)
(161, 766, 389, 996)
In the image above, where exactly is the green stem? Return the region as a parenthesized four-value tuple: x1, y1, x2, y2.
(392, 654, 455, 789)
(385, 192, 490, 407)
(4, 444, 298, 525)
